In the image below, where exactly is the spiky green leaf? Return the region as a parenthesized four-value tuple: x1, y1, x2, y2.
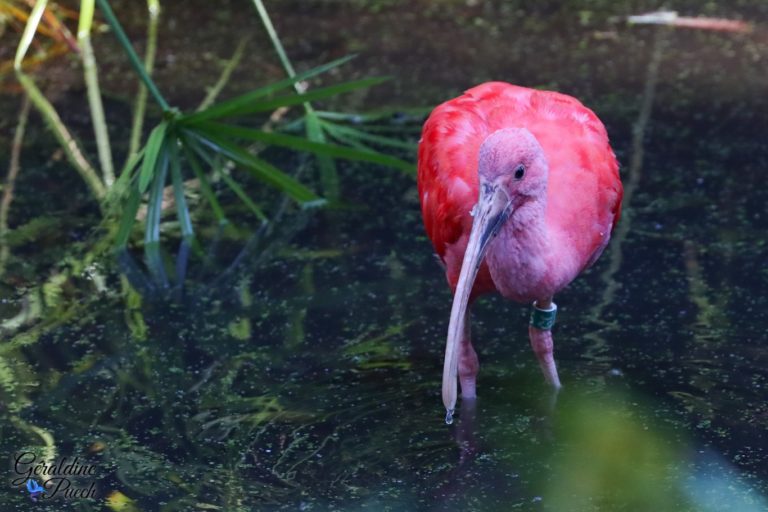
(185, 129, 320, 203)
(194, 122, 415, 174)
(182, 76, 387, 125)
(115, 182, 141, 249)
(139, 122, 168, 193)
(181, 142, 227, 224)
(169, 142, 194, 239)
(305, 112, 339, 199)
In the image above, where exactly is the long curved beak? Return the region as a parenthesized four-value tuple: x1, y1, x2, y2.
(443, 181, 513, 422)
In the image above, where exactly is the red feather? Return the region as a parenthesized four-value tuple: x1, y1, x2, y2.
(418, 82, 623, 297)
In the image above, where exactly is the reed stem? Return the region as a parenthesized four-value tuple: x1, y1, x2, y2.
(197, 36, 249, 112)
(251, 0, 313, 114)
(127, 0, 161, 168)
(15, 72, 106, 200)
(0, 95, 31, 277)
(95, 0, 170, 112)
(79, 0, 115, 187)
(251, 0, 338, 198)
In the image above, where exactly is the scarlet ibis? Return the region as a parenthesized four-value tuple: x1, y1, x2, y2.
(417, 82, 623, 422)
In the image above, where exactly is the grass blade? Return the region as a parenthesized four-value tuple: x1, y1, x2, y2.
(182, 55, 355, 123)
(186, 129, 321, 203)
(358, 124, 425, 134)
(196, 36, 249, 112)
(139, 121, 168, 193)
(184, 138, 267, 221)
(252, 0, 298, 85)
(182, 76, 387, 125)
(315, 107, 431, 122)
(145, 141, 169, 245)
(110, 146, 145, 202)
(115, 182, 141, 248)
(322, 121, 416, 151)
(169, 141, 194, 239)
(195, 121, 415, 175)
(144, 241, 168, 287)
(306, 112, 338, 199)
(181, 141, 227, 225)
(125, 0, 161, 168)
(321, 122, 375, 151)
(218, 171, 268, 222)
(96, 0, 170, 111)
(15, 73, 105, 200)
(79, 0, 115, 187)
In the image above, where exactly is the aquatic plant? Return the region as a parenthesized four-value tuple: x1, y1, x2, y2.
(10, 0, 416, 260)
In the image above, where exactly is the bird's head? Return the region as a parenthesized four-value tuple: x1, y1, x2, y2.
(442, 127, 548, 418)
(471, 128, 548, 258)
(478, 127, 548, 207)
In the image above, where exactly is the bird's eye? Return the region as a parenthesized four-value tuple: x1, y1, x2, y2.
(514, 165, 525, 180)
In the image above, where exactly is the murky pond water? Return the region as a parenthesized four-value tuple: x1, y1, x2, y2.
(1, 1, 767, 510)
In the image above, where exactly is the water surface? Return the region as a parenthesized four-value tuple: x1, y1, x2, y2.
(1, 1, 767, 510)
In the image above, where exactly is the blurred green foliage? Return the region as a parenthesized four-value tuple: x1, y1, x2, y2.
(547, 390, 692, 511)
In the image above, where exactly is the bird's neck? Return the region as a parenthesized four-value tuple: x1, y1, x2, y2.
(485, 196, 559, 302)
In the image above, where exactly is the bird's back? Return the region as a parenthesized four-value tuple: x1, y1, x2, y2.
(418, 82, 622, 295)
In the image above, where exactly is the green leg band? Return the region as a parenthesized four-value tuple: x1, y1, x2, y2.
(530, 301, 557, 330)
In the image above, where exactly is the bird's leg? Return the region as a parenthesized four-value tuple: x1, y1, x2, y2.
(458, 308, 479, 399)
(529, 298, 562, 389)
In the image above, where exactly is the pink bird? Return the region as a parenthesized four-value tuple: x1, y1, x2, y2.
(417, 82, 623, 422)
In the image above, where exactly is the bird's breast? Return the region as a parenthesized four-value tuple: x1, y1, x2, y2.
(485, 220, 580, 303)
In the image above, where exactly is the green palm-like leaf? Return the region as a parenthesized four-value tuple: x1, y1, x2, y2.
(185, 129, 321, 204)
(182, 137, 268, 221)
(182, 76, 388, 125)
(110, 146, 144, 201)
(194, 122, 415, 175)
(315, 108, 431, 123)
(139, 121, 168, 193)
(145, 141, 170, 245)
(181, 55, 356, 123)
(183, 145, 227, 225)
(169, 141, 194, 240)
(305, 112, 338, 199)
(115, 183, 142, 249)
(322, 121, 416, 151)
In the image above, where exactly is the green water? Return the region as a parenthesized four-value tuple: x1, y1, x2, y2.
(1, 1, 767, 510)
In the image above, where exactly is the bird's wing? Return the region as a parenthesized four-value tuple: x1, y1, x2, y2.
(520, 88, 623, 271)
(418, 95, 487, 261)
(417, 87, 501, 294)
